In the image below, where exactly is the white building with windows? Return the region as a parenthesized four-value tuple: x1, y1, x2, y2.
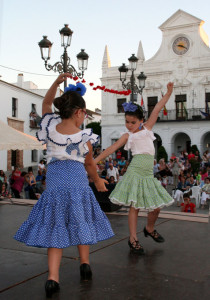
(0, 74, 101, 171)
(101, 10, 210, 159)
(0, 76, 45, 171)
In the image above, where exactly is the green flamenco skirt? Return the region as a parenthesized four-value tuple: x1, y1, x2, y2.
(110, 154, 174, 211)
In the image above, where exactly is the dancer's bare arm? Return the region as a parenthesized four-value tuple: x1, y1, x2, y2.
(145, 82, 173, 130)
(94, 133, 129, 164)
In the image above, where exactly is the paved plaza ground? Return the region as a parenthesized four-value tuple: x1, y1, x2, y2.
(0, 200, 210, 300)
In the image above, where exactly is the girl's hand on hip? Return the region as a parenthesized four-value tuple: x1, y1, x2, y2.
(94, 178, 109, 192)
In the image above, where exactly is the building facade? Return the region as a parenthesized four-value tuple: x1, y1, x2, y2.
(0, 74, 101, 171)
(101, 10, 210, 159)
(0, 77, 44, 171)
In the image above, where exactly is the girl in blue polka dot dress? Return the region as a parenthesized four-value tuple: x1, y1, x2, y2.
(14, 73, 114, 297)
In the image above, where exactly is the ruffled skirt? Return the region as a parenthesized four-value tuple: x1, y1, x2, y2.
(14, 160, 114, 248)
(110, 154, 174, 211)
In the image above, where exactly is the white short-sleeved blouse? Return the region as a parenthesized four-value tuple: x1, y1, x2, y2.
(36, 113, 99, 164)
(124, 126, 156, 156)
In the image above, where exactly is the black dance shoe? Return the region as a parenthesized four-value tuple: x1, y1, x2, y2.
(128, 239, 145, 255)
(45, 279, 60, 298)
(144, 227, 165, 243)
(80, 263, 92, 281)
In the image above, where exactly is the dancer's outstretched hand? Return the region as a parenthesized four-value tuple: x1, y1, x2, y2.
(166, 82, 174, 95)
(55, 73, 72, 85)
(94, 178, 109, 192)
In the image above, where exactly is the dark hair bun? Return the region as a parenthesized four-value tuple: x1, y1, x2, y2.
(53, 91, 86, 119)
(53, 96, 64, 110)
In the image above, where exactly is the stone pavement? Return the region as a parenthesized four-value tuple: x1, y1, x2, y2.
(0, 202, 210, 300)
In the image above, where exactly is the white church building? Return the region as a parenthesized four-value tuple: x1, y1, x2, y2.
(101, 9, 210, 159)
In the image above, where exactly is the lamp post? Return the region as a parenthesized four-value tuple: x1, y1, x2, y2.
(118, 54, 147, 102)
(38, 24, 89, 88)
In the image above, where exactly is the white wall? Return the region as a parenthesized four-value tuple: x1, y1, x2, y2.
(0, 80, 44, 171)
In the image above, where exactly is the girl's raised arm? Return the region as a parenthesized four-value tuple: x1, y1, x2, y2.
(145, 82, 173, 130)
(42, 73, 71, 115)
(94, 133, 129, 164)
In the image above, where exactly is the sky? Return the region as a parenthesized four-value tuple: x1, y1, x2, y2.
(0, 0, 210, 110)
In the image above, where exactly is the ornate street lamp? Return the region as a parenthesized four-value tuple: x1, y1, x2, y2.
(119, 54, 147, 102)
(38, 24, 89, 88)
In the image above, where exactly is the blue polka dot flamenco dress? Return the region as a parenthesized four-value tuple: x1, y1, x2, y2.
(14, 113, 114, 248)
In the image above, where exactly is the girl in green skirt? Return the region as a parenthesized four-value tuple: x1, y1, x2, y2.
(95, 82, 174, 254)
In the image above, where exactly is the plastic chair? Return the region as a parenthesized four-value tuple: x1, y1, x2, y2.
(190, 186, 201, 208)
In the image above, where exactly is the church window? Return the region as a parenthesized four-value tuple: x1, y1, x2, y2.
(175, 94, 187, 120)
(205, 93, 210, 113)
(147, 97, 158, 117)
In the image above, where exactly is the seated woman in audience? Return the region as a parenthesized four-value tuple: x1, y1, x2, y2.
(0, 170, 8, 189)
(200, 168, 208, 187)
(24, 169, 38, 200)
(118, 156, 126, 170)
(184, 159, 191, 173)
(158, 158, 167, 177)
(38, 159, 46, 174)
(178, 170, 185, 182)
(173, 176, 187, 206)
(166, 159, 174, 185)
(201, 152, 209, 168)
(11, 172, 27, 198)
(0, 183, 12, 200)
(200, 177, 210, 209)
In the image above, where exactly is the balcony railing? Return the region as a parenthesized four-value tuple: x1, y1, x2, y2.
(144, 108, 210, 122)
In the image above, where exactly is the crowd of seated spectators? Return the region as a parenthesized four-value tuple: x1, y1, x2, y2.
(0, 160, 46, 201)
(153, 149, 210, 211)
(0, 147, 209, 212)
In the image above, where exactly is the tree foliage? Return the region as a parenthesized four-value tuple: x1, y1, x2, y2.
(189, 159, 200, 173)
(157, 145, 168, 162)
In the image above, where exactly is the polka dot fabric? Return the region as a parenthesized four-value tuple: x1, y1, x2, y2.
(14, 160, 114, 248)
(110, 154, 174, 211)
